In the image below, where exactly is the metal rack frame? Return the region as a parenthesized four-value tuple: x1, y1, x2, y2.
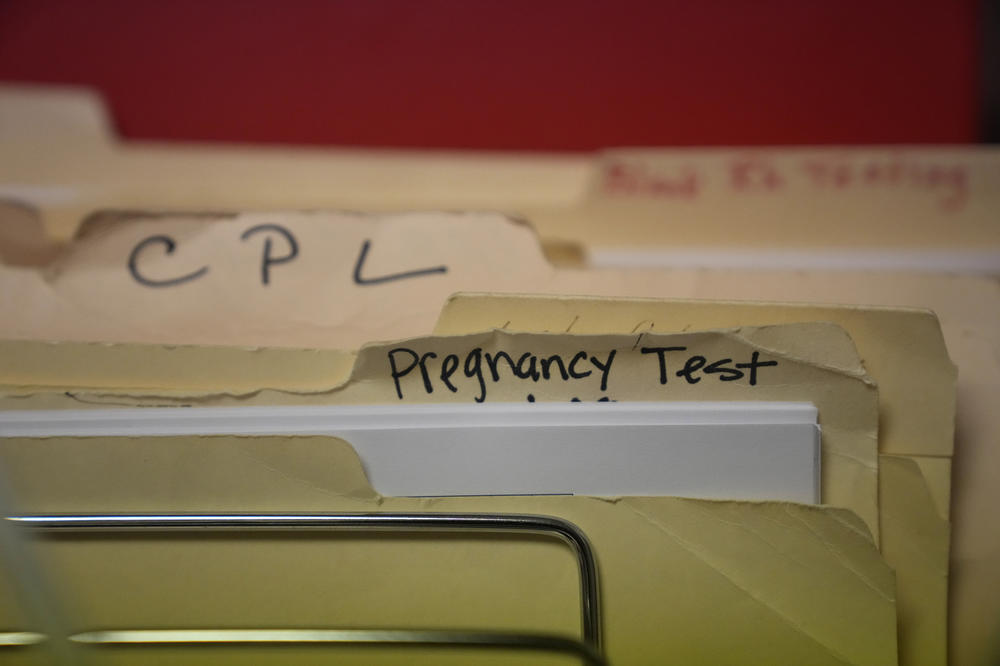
(2, 512, 606, 665)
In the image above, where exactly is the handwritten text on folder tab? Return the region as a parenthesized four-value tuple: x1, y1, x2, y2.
(599, 153, 968, 211)
(389, 345, 778, 402)
(128, 224, 448, 289)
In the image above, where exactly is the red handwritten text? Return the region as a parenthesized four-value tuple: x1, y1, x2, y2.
(601, 162, 700, 199)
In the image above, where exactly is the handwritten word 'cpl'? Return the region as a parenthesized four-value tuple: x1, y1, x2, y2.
(127, 224, 448, 288)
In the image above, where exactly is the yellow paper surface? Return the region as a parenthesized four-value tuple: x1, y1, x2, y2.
(435, 293, 958, 666)
(3, 208, 997, 663)
(0, 340, 355, 396)
(430, 274, 1000, 665)
(0, 435, 897, 666)
(0, 213, 966, 455)
(2, 85, 995, 663)
(879, 455, 950, 666)
(501, 271, 995, 666)
(436, 294, 955, 460)
(465, 275, 996, 666)
(0, 325, 880, 541)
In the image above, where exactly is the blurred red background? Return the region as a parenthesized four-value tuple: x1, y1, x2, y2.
(0, 0, 981, 150)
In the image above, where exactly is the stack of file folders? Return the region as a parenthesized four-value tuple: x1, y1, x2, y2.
(1, 85, 998, 666)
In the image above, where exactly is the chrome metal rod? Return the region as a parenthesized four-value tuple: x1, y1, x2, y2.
(8, 512, 602, 654)
(0, 631, 46, 646)
(71, 628, 606, 665)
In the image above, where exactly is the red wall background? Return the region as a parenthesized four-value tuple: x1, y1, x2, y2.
(0, 0, 981, 150)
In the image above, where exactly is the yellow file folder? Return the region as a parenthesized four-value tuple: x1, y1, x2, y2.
(0, 316, 946, 665)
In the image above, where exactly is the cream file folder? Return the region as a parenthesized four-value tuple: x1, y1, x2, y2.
(0, 322, 889, 665)
(2, 85, 998, 273)
(0, 435, 895, 666)
(2, 85, 994, 663)
(2, 208, 983, 665)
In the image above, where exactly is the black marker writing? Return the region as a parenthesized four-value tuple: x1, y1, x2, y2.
(463, 348, 486, 403)
(641, 346, 778, 386)
(128, 235, 209, 288)
(567, 351, 592, 379)
(735, 351, 778, 385)
(589, 350, 616, 391)
(440, 354, 460, 392)
(389, 346, 616, 402)
(240, 224, 298, 286)
(640, 346, 688, 384)
(353, 239, 448, 286)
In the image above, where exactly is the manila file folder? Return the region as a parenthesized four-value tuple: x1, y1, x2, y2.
(436, 293, 957, 666)
(0, 211, 970, 664)
(0, 87, 988, 662)
(0, 322, 896, 665)
(0, 435, 895, 666)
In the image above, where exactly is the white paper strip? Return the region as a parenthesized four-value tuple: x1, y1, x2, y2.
(0, 402, 820, 503)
